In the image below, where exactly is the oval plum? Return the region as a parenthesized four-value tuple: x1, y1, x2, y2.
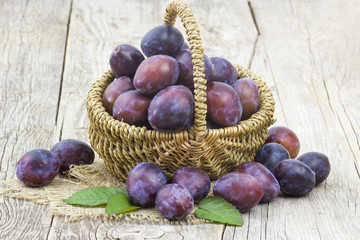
(126, 162, 167, 208)
(112, 90, 151, 126)
(102, 76, 134, 114)
(148, 85, 194, 132)
(232, 78, 261, 120)
(206, 81, 242, 127)
(16, 149, 60, 187)
(141, 25, 184, 57)
(266, 126, 300, 158)
(298, 152, 331, 185)
(272, 159, 316, 197)
(213, 172, 263, 212)
(155, 183, 194, 220)
(175, 49, 213, 90)
(235, 162, 280, 202)
(109, 44, 144, 78)
(50, 139, 95, 173)
(133, 55, 179, 96)
(209, 57, 238, 85)
(171, 166, 211, 203)
(254, 143, 290, 170)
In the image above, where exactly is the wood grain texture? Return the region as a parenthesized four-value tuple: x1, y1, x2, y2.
(224, 0, 360, 239)
(0, 0, 71, 239)
(1, 0, 360, 239)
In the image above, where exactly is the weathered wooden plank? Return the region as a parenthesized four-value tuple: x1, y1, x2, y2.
(0, 0, 72, 239)
(223, 0, 360, 239)
(49, 0, 258, 239)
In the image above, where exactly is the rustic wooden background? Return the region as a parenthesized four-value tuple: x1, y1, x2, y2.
(1, 0, 359, 239)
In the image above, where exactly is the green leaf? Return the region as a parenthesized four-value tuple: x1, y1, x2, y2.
(105, 192, 140, 214)
(195, 197, 243, 226)
(63, 187, 126, 206)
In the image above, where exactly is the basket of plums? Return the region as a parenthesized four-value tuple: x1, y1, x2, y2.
(15, 0, 330, 222)
(86, 0, 275, 182)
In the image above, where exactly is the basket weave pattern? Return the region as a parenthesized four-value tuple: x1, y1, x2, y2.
(86, 0, 275, 181)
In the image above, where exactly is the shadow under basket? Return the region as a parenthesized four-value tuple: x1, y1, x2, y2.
(86, 0, 275, 182)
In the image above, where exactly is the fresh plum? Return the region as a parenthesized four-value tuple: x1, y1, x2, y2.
(141, 25, 184, 57)
(148, 85, 194, 132)
(171, 166, 210, 203)
(298, 152, 331, 185)
(155, 183, 194, 220)
(235, 162, 280, 202)
(272, 159, 315, 197)
(209, 57, 237, 85)
(175, 49, 213, 90)
(112, 90, 151, 126)
(133, 55, 179, 96)
(16, 149, 60, 187)
(232, 78, 261, 120)
(254, 143, 290, 170)
(126, 162, 167, 208)
(266, 126, 300, 158)
(109, 44, 144, 78)
(206, 81, 242, 127)
(102, 76, 134, 114)
(50, 139, 95, 173)
(213, 172, 263, 212)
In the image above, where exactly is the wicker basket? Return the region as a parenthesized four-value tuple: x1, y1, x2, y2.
(86, 0, 275, 182)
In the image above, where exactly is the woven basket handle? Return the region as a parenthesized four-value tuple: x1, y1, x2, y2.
(163, 0, 207, 140)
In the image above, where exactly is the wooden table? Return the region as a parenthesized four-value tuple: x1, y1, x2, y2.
(1, 0, 359, 239)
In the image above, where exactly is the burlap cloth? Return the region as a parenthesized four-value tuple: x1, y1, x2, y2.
(0, 158, 212, 224)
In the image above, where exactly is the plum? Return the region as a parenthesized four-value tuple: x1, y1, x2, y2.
(254, 143, 290, 170)
(155, 183, 194, 220)
(213, 172, 263, 212)
(235, 162, 280, 202)
(298, 152, 331, 185)
(141, 25, 184, 57)
(133, 55, 179, 96)
(102, 76, 134, 114)
(206, 81, 242, 127)
(109, 44, 144, 78)
(126, 162, 167, 208)
(175, 49, 213, 90)
(171, 166, 210, 203)
(272, 159, 315, 197)
(50, 139, 95, 173)
(232, 78, 261, 120)
(148, 85, 194, 132)
(266, 126, 300, 158)
(16, 149, 60, 187)
(112, 90, 151, 126)
(209, 57, 238, 85)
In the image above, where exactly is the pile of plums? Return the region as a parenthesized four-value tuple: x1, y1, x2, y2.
(126, 162, 211, 220)
(103, 25, 261, 131)
(16, 139, 95, 187)
(125, 125, 331, 219)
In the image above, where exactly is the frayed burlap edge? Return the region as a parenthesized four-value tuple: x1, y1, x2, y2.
(0, 159, 212, 224)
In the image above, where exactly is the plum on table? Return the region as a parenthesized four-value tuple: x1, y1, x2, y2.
(155, 183, 194, 220)
(16, 149, 60, 187)
(171, 166, 210, 203)
(213, 172, 263, 212)
(50, 139, 95, 173)
(254, 143, 290, 170)
(126, 162, 167, 208)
